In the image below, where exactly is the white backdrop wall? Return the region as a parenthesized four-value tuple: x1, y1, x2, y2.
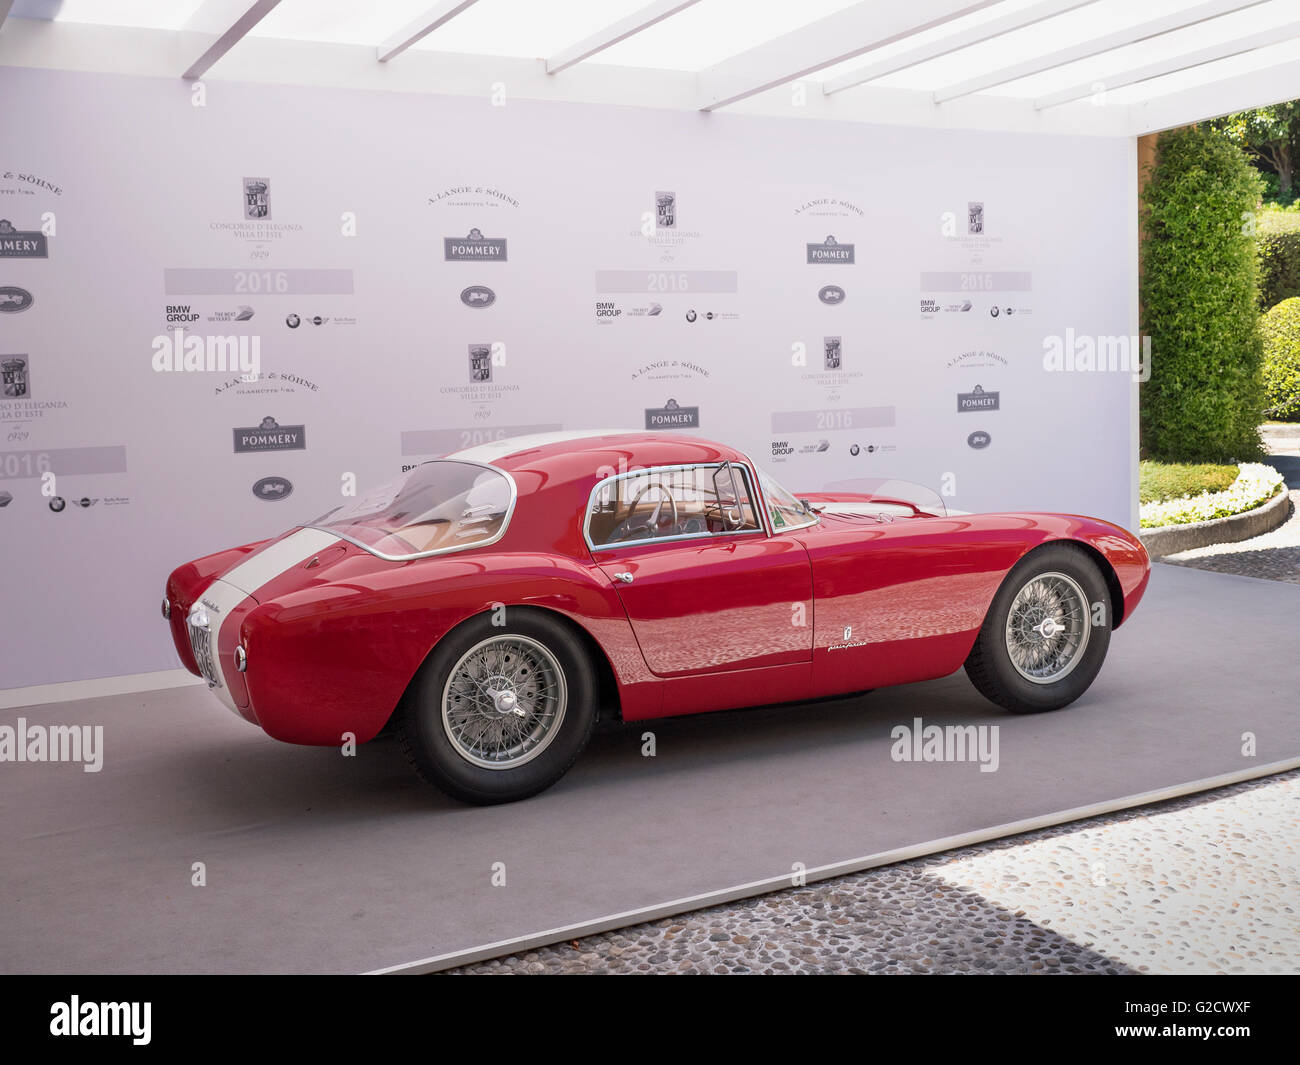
(0, 66, 1134, 691)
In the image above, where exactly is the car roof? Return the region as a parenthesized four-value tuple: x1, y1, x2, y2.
(448, 429, 748, 481)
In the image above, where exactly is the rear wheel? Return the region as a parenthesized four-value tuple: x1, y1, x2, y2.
(964, 544, 1111, 714)
(398, 611, 597, 804)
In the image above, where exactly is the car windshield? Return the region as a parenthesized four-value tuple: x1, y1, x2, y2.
(755, 466, 819, 531)
(308, 460, 515, 559)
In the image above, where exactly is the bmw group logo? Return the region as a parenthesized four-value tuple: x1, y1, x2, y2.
(286, 313, 301, 328)
(48, 496, 66, 512)
(685, 309, 697, 322)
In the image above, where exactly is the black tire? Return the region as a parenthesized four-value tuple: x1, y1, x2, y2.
(964, 543, 1112, 715)
(397, 610, 597, 804)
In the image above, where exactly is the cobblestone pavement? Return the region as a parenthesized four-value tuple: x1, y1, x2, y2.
(451, 770, 1299, 974)
(452, 435, 1300, 976)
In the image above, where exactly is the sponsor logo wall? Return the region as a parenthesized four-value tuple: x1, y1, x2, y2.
(0, 66, 1132, 689)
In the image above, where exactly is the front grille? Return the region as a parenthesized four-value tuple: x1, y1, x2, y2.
(186, 606, 222, 689)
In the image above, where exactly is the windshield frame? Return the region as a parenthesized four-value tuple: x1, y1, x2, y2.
(306, 458, 519, 562)
(747, 457, 820, 535)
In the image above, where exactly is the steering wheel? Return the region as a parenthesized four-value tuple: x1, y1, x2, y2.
(626, 480, 678, 537)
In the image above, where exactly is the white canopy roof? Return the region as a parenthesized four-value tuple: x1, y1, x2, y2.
(2, 0, 1298, 135)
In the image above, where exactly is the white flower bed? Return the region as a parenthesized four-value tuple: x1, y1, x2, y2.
(1140, 463, 1286, 529)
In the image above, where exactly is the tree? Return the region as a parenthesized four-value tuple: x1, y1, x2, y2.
(1206, 102, 1300, 203)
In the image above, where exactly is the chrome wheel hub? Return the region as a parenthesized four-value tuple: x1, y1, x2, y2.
(1004, 571, 1091, 685)
(441, 635, 567, 770)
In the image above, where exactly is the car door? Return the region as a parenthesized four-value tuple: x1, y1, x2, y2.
(586, 463, 813, 678)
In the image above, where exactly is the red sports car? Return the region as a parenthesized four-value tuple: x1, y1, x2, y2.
(164, 431, 1150, 804)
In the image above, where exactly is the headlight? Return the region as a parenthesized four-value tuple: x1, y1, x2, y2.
(161, 596, 171, 620)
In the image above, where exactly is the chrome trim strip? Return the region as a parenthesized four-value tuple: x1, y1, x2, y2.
(306, 459, 519, 562)
(583, 461, 766, 553)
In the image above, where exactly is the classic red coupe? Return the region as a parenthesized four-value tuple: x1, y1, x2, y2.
(164, 430, 1150, 804)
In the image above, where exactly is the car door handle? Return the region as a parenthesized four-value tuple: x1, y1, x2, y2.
(612, 572, 634, 584)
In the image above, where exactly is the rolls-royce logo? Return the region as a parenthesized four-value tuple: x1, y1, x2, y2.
(0, 220, 48, 259)
(656, 191, 676, 229)
(806, 234, 855, 264)
(252, 476, 293, 501)
(968, 430, 992, 449)
(233, 416, 306, 454)
(957, 385, 1000, 412)
(445, 228, 508, 261)
(461, 285, 496, 308)
(0, 286, 33, 312)
(968, 201, 984, 235)
(818, 285, 845, 305)
(645, 398, 700, 430)
(243, 177, 271, 220)
(824, 336, 842, 371)
(2, 355, 30, 398)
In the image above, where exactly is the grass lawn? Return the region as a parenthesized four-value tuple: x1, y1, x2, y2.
(1139, 461, 1239, 504)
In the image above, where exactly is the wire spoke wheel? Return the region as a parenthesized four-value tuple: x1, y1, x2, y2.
(441, 634, 568, 770)
(1003, 570, 1091, 685)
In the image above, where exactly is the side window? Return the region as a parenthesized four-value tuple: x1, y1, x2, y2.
(587, 464, 761, 548)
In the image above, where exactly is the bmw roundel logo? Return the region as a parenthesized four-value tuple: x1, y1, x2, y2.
(48, 496, 66, 512)
(968, 431, 992, 450)
(818, 285, 845, 305)
(252, 476, 294, 500)
(849, 444, 860, 456)
(685, 309, 697, 322)
(989, 306, 999, 318)
(286, 313, 301, 328)
(460, 285, 496, 309)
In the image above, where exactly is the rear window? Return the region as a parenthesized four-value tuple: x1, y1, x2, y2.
(309, 460, 515, 560)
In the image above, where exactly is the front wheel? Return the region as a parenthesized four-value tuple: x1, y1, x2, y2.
(397, 611, 597, 804)
(964, 543, 1112, 714)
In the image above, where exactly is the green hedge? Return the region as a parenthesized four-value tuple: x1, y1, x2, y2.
(1141, 127, 1265, 462)
(1257, 209, 1300, 310)
(1261, 296, 1300, 420)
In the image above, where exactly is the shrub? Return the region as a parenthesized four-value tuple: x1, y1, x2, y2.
(1138, 460, 1239, 503)
(1139, 463, 1284, 527)
(1256, 209, 1300, 310)
(1260, 296, 1300, 420)
(1141, 127, 1265, 462)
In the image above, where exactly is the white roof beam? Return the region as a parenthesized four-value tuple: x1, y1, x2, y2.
(824, 0, 1099, 96)
(934, 0, 1272, 103)
(698, 0, 1002, 112)
(181, 0, 281, 80)
(377, 1, 480, 63)
(547, 0, 701, 75)
(1129, 54, 1300, 134)
(1036, 19, 1300, 109)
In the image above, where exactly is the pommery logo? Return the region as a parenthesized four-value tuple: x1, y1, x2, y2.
(0, 219, 49, 259)
(445, 228, 508, 261)
(645, 398, 699, 430)
(806, 235, 855, 264)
